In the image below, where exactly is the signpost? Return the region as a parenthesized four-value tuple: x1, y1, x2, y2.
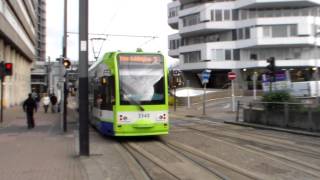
(252, 72, 258, 100)
(0, 62, 13, 123)
(171, 70, 183, 112)
(202, 69, 211, 115)
(228, 72, 237, 112)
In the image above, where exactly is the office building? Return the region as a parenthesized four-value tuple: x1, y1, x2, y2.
(168, 0, 320, 89)
(0, 0, 40, 107)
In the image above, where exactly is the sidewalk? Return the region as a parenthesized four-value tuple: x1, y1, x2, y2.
(0, 106, 87, 180)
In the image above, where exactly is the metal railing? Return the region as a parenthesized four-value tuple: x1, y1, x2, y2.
(236, 100, 320, 132)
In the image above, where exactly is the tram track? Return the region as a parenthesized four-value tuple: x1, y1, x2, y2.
(175, 117, 320, 157)
(206, 121, 320, 150)
(119, 140, 225, 180)
(118, 142, 155, 180)
(195, 123, 320, 158)
(224, 126, 320, 147)
(193, 116, 320, 147)
(174, 124, 320, 178)
(156, 138, 260, 180)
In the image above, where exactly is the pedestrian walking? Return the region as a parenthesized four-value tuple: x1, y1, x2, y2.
(23, 93, 37, 129)
(50, 93, 57, 113)
(42, 93, 50, 113)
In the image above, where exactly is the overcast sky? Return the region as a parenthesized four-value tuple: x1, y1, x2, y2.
(46, 0, 178, 64)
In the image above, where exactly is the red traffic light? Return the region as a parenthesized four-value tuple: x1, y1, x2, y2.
(4, 63, 12, 76)
(5, 63, 12, 69)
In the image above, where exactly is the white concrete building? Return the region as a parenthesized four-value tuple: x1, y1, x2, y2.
(168, 0, 320, 89)
(0, 0, 39, 107)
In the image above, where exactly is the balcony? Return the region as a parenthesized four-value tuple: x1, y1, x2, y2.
(236, 0, 320, 9)
(169, 49, 180, 58)
(178, 14, 318, 36)
(179, 0, 199, 5)
(179, 58, 320, 71)
(168, 1, 180, 29)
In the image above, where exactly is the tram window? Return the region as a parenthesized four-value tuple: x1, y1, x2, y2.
(152, 77, 165, 103)
(94, 76, 115, 110)
(93, 89, 101, 108)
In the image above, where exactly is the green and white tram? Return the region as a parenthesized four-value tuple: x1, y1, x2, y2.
(88, 52, 169, 136)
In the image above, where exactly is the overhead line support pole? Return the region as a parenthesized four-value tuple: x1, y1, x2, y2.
(62, 0, 68, 132)
(79, 0, 89, 156)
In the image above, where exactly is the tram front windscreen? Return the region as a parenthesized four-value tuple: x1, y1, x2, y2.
(117, 54, 165, 105)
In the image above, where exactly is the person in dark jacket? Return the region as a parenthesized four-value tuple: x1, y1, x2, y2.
(50, 93, 57, 113)
(23, 93, 37, 129)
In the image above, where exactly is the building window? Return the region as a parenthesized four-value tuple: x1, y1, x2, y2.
(215, 10, 223, 21)
(207, 34, 220, 42)
(211, 10, 214, 21)
(263, 26, 272, 37)
(212, 49, 232, 61)
(249, 10, 257, 19)
(264, 25, 298, 38)
(238, 29, 244, 40)
(169, 39, 180, 50)
(232, 9, 239, 20)
(232, 30, 237, 40)
(182, 13, 200, 27)
(301, 8, 309, 16)
(215, 49, 225, 60)
(289, 25, 298, 36)
(245, 27, 250, 39)
(250, 54, 258, 60)
(240, 10, 248, 20)
(169, 7, 178, 18)
(233, 49, 241, 61)
(183, 51, 201, 63)
(224, 10, 231, 21)
(272, 25, 288, 37)
(225, 50, 232, 60)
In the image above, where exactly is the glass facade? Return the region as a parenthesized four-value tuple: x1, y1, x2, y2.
(182, 13, 200, 27)
(182, 51, 201, 63)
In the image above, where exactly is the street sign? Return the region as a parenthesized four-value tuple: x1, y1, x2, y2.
(228, 72, 237, 81)
(201, 69, 211, 84)
(228, 71, 237, 112)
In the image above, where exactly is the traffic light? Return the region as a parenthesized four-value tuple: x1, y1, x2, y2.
(169, 70, 184, 89)
(100, 76, 107, 85)
(266, 57, 275, 73)
(63, 59, 71, 68)
(0, 62, 13, 77)
(266, 57, 276, 84)
(4, 63, 13, 76)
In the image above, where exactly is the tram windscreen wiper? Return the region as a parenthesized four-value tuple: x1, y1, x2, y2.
(121, 89, 145, 111)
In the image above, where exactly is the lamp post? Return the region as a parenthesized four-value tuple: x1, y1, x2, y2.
(314, 16, 319, 105)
